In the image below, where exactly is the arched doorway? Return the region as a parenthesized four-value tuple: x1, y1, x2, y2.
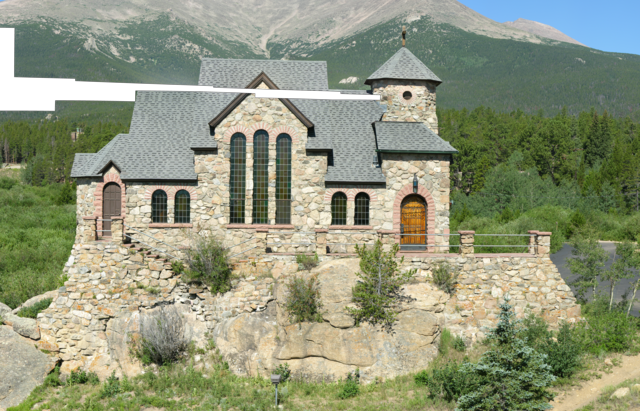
(401, 195, 426, 250)
(102, 182, 121, 237)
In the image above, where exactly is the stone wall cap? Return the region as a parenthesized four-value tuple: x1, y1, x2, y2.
(528, 230, 540, 234)
(458, 230, 475, 234)
(82, 216, 96, 220)
(537, 231, 552, 236)
(315, 229, 329, 233)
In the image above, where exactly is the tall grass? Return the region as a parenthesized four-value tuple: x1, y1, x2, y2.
(0, 174, 75, 308)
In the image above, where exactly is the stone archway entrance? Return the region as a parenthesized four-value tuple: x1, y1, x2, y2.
(102, 182, 121, 237)
(401, 194, 426, 250)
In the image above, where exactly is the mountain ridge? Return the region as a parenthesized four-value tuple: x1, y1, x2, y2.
(503, 18, 585, 47)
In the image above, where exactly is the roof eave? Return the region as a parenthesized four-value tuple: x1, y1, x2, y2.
(377, 149, 458, 154)
(364, 77, 442, 86)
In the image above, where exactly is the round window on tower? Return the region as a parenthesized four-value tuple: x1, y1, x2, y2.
(402, 91, 413, 100)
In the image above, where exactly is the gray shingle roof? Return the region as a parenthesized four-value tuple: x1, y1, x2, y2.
(71, 58, 456, 184)
(365, 48, 442, 85)
(373, 122, 457, 153)
(198, 58, 329, 91)
(292, 98, 387, 183)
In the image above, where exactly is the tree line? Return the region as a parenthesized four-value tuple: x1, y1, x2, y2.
(1, 120, 129, 186)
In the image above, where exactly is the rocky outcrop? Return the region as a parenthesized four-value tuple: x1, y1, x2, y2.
(212, 259, 449, 383)
(0, 326, 56, 410)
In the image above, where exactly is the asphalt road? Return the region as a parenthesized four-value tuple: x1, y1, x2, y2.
(550, 242, 640, 317)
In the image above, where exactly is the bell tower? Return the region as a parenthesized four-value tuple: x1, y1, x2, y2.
(365, 26, 442, 134)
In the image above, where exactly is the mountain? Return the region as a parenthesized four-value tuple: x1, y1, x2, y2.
(0, 0, 639, 123)
(503, 18, 585, 46)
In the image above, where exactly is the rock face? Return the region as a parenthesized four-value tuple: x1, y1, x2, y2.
(212, 259, 449, 383)
(0, 326, 55, 410)
(503, 18, 586, 46)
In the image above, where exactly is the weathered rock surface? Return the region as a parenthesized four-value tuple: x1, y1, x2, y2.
(213, 259, 448, 383)
(2, 313, 40, 340)
(0, 326, 55, 410)
(0, 302, 11, 317)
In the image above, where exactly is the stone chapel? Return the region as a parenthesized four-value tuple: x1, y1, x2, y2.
(70, 45, 458, 254)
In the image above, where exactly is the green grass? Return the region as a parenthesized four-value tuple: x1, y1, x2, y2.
(0, 172, 74, 309)
(16, 298, 53, 318)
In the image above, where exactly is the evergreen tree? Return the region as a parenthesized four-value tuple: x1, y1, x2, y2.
(456, 295, 556, 411)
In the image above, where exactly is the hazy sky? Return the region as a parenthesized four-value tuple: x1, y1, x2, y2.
(460, 0, 640, 55)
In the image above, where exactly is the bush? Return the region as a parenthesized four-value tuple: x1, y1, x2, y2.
(579, 297, 639, 354)
(295, 253, 319, 271)
(16, 298, 52, 318)
(521, 313, 583, 379)
(431, 263, 459, 294)
(415, 361, 477, 402)
(273, 363, 291, 383)
(347, 241, 415, 330)
(43, 366, 63, 388)
(456, 295, 556, 411)
(54, 182, 76, 206)
(101, 371, 121, 398)
(135, 306, 189, 365)
(66, 369, 100, 386)
(337, 369, 360, 399)
(0, 176, 17, 190)
(439, 328, 465, 355)
(184, 233, 232, 294)
(284, 275, 323, 324)
(170, 260, 185, 275)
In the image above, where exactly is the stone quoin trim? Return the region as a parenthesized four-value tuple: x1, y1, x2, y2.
(93, 171, 126, 233)
(222, 125, 251, 143)
(324, 188, 379, 202)
(143, 186, 198, 201)
(393, 183, 436, 249)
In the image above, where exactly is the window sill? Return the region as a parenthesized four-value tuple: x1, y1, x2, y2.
(148, 223, 193, 228)
(329, 225, 374, 230)
(226, 224, 295, 230)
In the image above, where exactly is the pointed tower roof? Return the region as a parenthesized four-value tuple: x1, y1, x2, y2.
(364, 48, 442, 85)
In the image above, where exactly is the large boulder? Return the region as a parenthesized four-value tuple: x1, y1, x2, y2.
(213, 258, 449, 383)
(0, 326, 56, 410)
(2, 313, 40, 340)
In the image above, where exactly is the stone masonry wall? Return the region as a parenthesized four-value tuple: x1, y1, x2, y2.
(372, 79, 439, 134)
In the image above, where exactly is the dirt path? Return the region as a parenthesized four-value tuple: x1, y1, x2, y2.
(551, 354, 640, 410)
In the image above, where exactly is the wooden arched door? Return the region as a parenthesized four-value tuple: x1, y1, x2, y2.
(401, 195, 426, 249)
(102, 183, 121, 237)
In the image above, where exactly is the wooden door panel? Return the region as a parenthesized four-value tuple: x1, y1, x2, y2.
(102, 183, 121, 236)
(401, 195, 426, 245)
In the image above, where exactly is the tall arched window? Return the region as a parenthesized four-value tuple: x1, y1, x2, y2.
(151, 190, 167, 223)
(276, 134, 292, 224)
(354, 193, 370, 226)
(253, 130, 269, 224)
(229, 133, 246, 224)
(175, 190, 191, 223)
(331, 192, 347, 226)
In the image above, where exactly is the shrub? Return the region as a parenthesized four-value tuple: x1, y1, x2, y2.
(453, 335, 466, 352)
(273, 363, 291, 383)
(16, 298, 52, 318)
(431, 262, 459, 294)
(0, 176, 17, 190)
(456, 295, 556, 411)
(54, 182, 76, 206)
(135, 306, 189, 365)
(43, 366, 63, 388)
(171, 260, 185, 275)
(415, 361, 477, 402)
(295, 253, 319, 271)
(101, 371, 121, 398)
(337, 369, 360, 399)
(184, 233, 232, 294)
(284, 275, 323, 324)
(578, 297, 639, 354)
(66, 369, 100, 386)
(346, 241, 415, 330)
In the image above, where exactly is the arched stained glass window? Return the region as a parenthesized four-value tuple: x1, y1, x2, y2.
(276, 134, 292, 224)
(175, 190, 190, 223)
(331, 192, 347, 226)
(253, 130, 269, 224)
(354, 193, 370, 226)
(229, 133, 246, 224)
(151, 190, 167, 223)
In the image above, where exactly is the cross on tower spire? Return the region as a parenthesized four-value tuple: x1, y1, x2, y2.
(402, 26, 406, 47)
